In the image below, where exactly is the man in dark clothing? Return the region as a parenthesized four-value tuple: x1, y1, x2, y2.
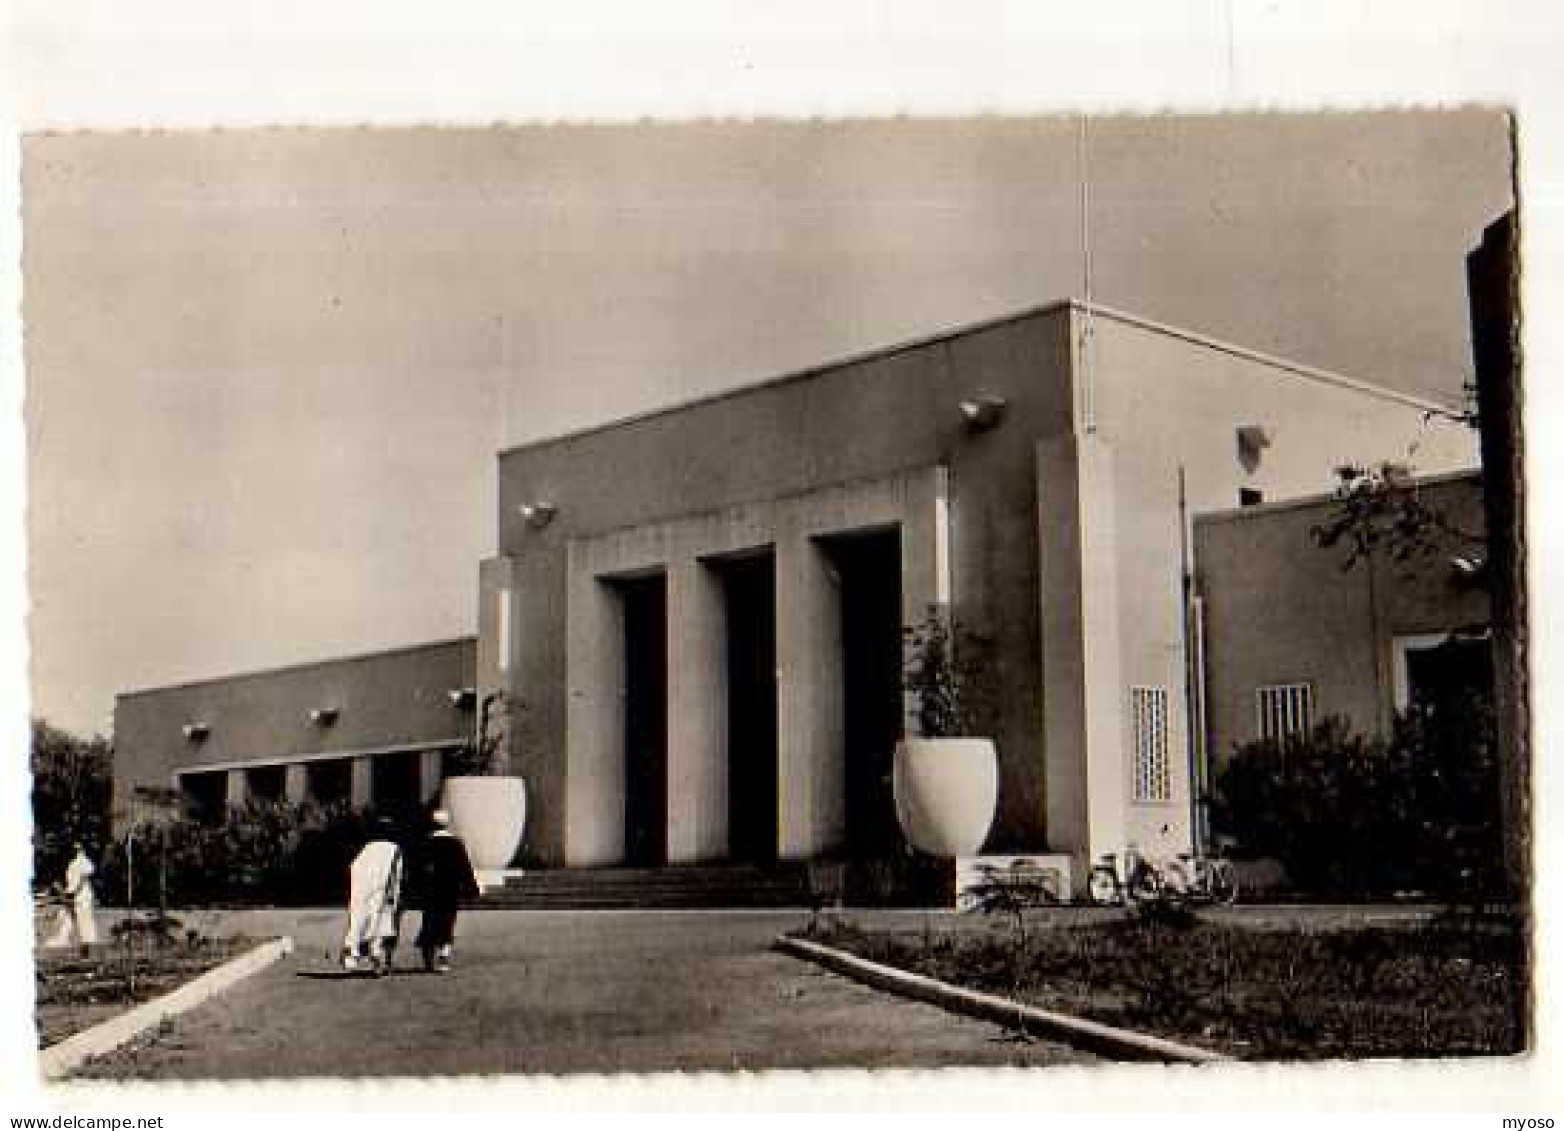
(411, 809, 480, 973)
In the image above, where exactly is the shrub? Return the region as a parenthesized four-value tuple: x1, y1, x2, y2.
(902, 606, 997, 737)
(97, 800, 391, 908)
(1208, 697, 1501, 902)
(30, 719, 113, 889)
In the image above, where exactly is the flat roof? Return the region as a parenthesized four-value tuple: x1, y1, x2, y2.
(1194, 467, 1482, 526)
(116, 635, 478, 700)
(497, 297, 1464, 460)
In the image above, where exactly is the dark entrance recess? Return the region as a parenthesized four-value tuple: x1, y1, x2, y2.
(716, 552, 779, 863)
(180, 770, 227, 825)
(1407, 633, 1494, 718)
(306, 758, 352, 808)
(371, 750, 421, 823)
(619, 574, 669, 867)
(820, 527, 905, 859)
(246, 764, 286, 804)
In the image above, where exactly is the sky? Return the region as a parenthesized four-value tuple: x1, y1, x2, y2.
(24, 112, 1514, 738)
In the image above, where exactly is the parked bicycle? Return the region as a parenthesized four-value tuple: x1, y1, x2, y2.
(1085, 846, 1164, 906)
(1086, 847, 1241, 907)
(1162, 850, 1240, 906)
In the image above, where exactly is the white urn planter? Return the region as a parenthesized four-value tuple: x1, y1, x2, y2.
(441, 776, 527, 870)
(893, 737, 998, 857)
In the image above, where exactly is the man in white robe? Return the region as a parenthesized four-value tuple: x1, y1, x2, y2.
(341, 821, 403, 975)
(53, 844, 98, 954)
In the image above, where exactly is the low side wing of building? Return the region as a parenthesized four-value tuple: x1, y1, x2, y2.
(113, 637, 478, 831)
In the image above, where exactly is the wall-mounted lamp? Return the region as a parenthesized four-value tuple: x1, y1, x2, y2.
(447, 687, 477, 709)
(1236, 424, 1272, 472)
(518, 501, 557, 529)
(958, 394, 1009, 432)
(1450, 547, 1489, 579)
(182, 723, 210, 743)
(308, 707, 340, 726)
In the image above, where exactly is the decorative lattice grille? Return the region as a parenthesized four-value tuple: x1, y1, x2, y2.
(1131, 686, 1172, 802)
(1256, 682, 1314, 743)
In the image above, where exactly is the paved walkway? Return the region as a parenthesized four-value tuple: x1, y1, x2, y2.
(74, 910, 1099, 1079)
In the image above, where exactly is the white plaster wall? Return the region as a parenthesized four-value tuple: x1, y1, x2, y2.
(1080, 307, 1480, 861)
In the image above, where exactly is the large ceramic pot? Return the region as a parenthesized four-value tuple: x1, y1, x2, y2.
(893, 737, 998, 857)
(440, 776, 527, 870)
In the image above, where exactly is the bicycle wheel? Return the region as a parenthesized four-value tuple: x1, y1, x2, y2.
(1209, 861, 1240, 905)
(1126, 864, 1162, 904)
(1086, 866, 1122, 906)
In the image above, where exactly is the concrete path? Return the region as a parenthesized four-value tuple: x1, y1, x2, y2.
(73, 910, 1099, 1079)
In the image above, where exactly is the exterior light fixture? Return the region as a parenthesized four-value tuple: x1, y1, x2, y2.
(309, 707, 340, 726)
(1450, 547, 1489, 579)
(958, 395, 1008, 432)
(447, 687, 477, 709)
(519, 502, 557, 529)
(182, 723, 210, 742)
(1236, 424, 1272, 472)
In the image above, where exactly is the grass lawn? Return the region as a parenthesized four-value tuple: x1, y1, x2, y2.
(795, 910, 1526, 1060)
(36, 928, 258, 1048)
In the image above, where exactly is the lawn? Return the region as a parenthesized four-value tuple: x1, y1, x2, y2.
(795, 909, 1526, 1060)
(36, 923, 258, 1048)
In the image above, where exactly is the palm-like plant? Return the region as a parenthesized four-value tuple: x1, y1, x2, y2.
(902, 606, 996, 737)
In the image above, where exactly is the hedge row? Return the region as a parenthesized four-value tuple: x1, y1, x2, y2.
(97, 800, 416, 908)
(1208, 693, 1502, 902)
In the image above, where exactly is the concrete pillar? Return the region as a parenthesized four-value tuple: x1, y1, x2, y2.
(284, 763, 308, 805)
(1037, 434, 1127, 878)
(350, 756, 373, 810)
(898, 472, 946, 733)
(479, 556, 518, 684)
(224, 769, 249, 810)
(1076, 437, 1129, 865)
(665, 558, 729, 863)
(775, 533, 846, 859)
(478, 556, 519, 781)
(564, 550, 628, 866)
(419, 749, 445, 804)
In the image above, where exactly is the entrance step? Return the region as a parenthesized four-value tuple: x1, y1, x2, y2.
(474, 862, 833, 910)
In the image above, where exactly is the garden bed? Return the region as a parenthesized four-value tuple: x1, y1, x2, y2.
(36, 928, 258, 1048)
(793, 911, 1526, 1060)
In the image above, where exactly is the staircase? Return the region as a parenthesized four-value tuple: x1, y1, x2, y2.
(475, 862, 832, 910)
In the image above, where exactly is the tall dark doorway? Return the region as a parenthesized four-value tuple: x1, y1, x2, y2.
(1407, 634, 1494, 718)
(371, 750, 421, 825)
(246, 765, 285, 805)
(718, 553, 778, 863)
(619, 574, 668, 867)
(822, 528, 905, 859)
(306, 759, 351, 808)
(180, 771, 227, 825)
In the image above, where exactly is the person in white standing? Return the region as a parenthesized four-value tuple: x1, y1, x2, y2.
(341, 819, 404, 976)
(49, 843, 98, 954)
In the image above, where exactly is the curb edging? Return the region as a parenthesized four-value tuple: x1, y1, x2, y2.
(776, 935, 1231, 1064)
(40, 936, 296, 1081)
